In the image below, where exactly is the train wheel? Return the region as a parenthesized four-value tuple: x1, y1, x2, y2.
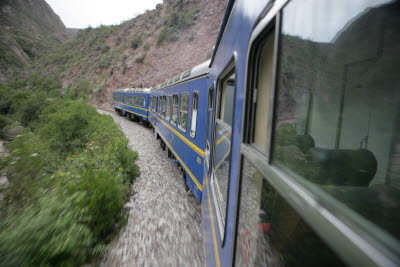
(160, 140, 166, 151)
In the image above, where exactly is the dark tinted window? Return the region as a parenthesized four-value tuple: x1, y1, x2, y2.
(179, 94, 189, 132)
(273, 0, 400, 241)
(191, 93, 198, 138)
(212, 66, 235, 233)
(235, 157, 346, 266)
(172, 95, 178, 125)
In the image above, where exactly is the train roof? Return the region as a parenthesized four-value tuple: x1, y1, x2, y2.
(152, 59, 211, 91)
(114, 88, 151, 94)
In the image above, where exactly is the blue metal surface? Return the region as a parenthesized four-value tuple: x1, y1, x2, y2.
(149, 74, 209, 202)
(113, 91, 150, 121)
(202, 0, 269, 266)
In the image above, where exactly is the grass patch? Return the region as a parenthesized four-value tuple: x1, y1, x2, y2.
(130, 35, 142, 50)
(135, 54, 146, 63)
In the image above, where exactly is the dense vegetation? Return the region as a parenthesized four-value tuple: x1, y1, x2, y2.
(0, 77, 140, 265)
(0, 1, 205, 264)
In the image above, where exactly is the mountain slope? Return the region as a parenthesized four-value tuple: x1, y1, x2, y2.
(0, 0, 73, 82)
(27, 0, 227, 110)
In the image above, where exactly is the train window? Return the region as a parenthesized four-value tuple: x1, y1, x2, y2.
(158, 96, 163, 117)
(138, 96, 142, 107)
(182, 69, 191, 79)
(190, 92, 198, 138)
(271, 0, 400, 255)
(217, 72, 235, 127)
(211, 64, 236, 237)
(143, 97, 145, 107)
(235, 156, 346, 266)
(179, 93, 189, 132)
(246, 27, 275, 153)
(162, 96, 167, 117)
(163, 96, 167, 117)
(206, 87, 214, 151)
(166, 96, 171, 121)
(171, 95, 178, 125)
(135, 96, 138, 106)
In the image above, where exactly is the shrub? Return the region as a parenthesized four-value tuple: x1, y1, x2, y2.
(0, 85, 12, 114)
(122, 65, 128, 74)
(135, 54, 146, 63)
(13, 92, 48, 126)
(130, 35, 142, 50)
(70, 168, 127, 239)
(39, 101, 98, 154)
(121, 54, 128, 65)
(166, 28, 179, 42)
(97, 58, 111, 69)
(143, 41, 151, 51)
(0, 103, 140, 265)
(157, 27, 167, 46)
(0, 189, 94, 266)
(0, 114, 12, 138)
(101, 45, 110, 54)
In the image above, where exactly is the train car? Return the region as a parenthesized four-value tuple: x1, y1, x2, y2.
(113, 88, 150, 123)
(148, 60, 210, 202)
(202, 0, 400, 266)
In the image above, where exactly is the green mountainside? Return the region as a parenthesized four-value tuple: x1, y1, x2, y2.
(0, 0, 73, 82)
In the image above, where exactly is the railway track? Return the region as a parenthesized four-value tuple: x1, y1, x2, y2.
(98, 109, 203, 266)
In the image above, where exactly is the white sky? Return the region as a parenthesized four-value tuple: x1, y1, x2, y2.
(282, 0, 391, 42)
(45, 0, 162, 29)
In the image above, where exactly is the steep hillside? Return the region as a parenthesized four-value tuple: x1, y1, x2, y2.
(0, 0, 73, 82)
(27, 0, 227, 110)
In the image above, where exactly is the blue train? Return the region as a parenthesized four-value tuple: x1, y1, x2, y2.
(113, 88, 150, 123)
(114, 0, 400, 265)
(148, 60, 210, 202)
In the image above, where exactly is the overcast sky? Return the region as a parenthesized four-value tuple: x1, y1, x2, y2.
(45, 0, 162, 29)
(282, 0, 391, 42)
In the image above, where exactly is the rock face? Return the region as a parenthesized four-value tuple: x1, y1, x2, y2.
(84, 0, 228, 110)
(0, 0, 73, 82)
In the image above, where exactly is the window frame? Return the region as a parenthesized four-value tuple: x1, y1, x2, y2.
(190, 92, 199, 138)
(171, 94, 179, 126)
(210, 56, 237, 245)
(166, 95, 171, 122)
(178, 93, 189, 132)
(206, 85, 215, 153)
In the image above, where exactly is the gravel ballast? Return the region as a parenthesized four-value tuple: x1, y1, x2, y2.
(98, 110, 203, 267)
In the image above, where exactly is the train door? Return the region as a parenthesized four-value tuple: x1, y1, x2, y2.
(205, 86, 215, 169)
(210, 62, 236, 240)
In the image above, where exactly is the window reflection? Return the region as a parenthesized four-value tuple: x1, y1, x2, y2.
(273, 0, 400, 239)
(235, 157, 346, 266)
(212, 68, 235, 230)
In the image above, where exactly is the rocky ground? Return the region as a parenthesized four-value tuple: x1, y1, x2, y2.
(98, 109, 203, 267)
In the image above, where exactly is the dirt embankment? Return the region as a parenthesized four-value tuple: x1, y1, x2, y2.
(88, 0, 227, 111)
